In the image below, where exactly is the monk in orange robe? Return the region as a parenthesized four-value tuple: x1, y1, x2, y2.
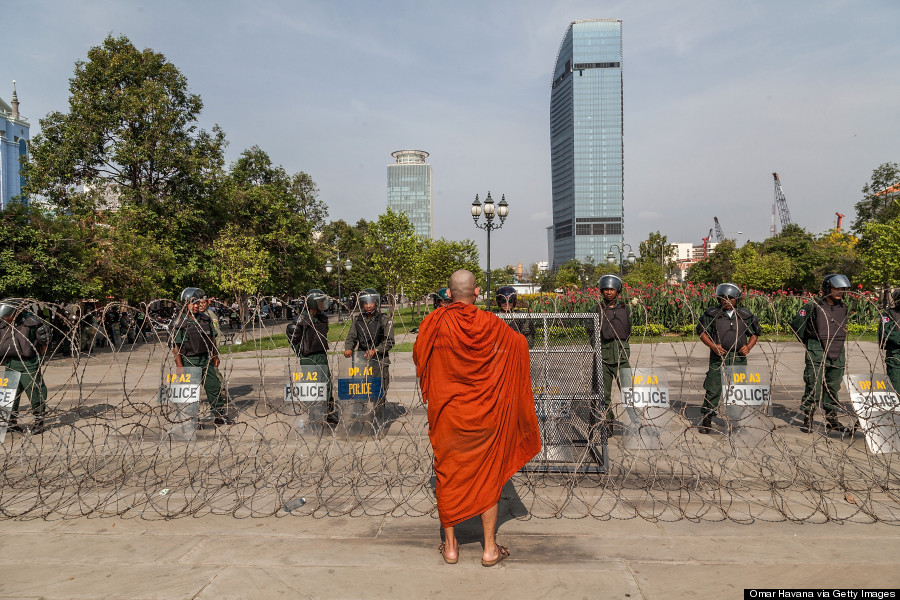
(413, 270, 541, 567)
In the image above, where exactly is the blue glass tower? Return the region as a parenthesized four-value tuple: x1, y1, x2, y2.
(387, 150, 433, 239)
(550, 20, 623, 268)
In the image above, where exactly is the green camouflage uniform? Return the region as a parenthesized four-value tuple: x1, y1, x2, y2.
(791, 298, 848, 416)
(172, 311, 224, 415)
(697, 305, 761, 417)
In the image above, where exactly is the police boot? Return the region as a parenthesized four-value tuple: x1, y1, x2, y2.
(30, 418, 47, 435)
(6, 414, 24, 433)
(698, 413, 713, 434)
(825, 415, 851, 435)
(214, 414, 235, 426)
(799, 411, 815, 433)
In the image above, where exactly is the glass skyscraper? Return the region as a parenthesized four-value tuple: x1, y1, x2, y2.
(550, 20, 623, 268)
(387, 150, 433, 239)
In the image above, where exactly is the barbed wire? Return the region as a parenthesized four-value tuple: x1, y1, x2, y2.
(0, 292, 898, 523)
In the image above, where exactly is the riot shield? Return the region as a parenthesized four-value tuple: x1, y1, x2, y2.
(0, 370, 22, 444)
(722, 365, 774, 447)
(158, 366, 202, 441)
(283, 364, 330, 435)
(335, 352, 383, 437)
(620, 368, 679, 450)
(845, 374, 900, 454)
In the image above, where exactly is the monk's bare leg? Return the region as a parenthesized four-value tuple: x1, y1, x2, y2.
(480, 503, 501, 562)
(442, 526, 459, 562)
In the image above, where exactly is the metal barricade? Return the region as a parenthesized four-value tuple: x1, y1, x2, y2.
(498, 312, 608, 473)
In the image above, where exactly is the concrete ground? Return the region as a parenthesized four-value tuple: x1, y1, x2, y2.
(1, 330, 899, 599)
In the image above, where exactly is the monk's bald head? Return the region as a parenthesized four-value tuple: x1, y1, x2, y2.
(448, 270, 478, 304)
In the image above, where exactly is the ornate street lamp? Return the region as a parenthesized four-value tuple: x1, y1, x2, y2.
(606, 244, 636, 277)
(471, 192, 509, 310)
(325, 254, 353, 322)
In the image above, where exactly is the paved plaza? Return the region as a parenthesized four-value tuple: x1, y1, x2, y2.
(1, 332, 899, 598)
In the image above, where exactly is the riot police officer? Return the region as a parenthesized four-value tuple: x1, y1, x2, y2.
(495, 286, 535, 347)
(0, 298, 50, 434)
(171, 288, 231, 426)
(596, 275, 632, 421)
(879, 288, 900, 394)
(697, 283, 761, 434)
(287, 289, 333, 420)
(791, 274, 852, 434)
(432, 288, 451, 309)
(344, 289, 395, 419)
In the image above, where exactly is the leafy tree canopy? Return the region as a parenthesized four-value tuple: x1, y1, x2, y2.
(853, 162, 900, 233)
(23, 34, 225, 216)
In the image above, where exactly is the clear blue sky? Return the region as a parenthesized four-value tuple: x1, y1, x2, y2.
(5, 0, 899, 269)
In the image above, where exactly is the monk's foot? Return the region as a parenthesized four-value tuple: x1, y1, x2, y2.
(481, 544, 509, 567)
(439, 541, 458, 564)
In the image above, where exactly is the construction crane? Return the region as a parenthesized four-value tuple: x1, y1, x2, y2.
(713, 217, 725, 242)
(835, 212, 845, 232)
(772, 172, 793, 233)
(701, 228, 713, 258)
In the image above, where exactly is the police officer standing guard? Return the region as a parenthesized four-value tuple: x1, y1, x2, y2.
(696, 283, 761, 434)
(344, 289, 395, 422)
(0, 298, 50, 434)
(791, 274, 853, 434)
(879, 288, 900, 394)
(596, 275, 632, 422)
(287, 289, 333, 421)
(496, 286, 535, 347)
(171, 288, 231, 426)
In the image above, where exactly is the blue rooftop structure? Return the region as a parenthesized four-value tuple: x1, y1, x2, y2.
(0, 81, 30, 209)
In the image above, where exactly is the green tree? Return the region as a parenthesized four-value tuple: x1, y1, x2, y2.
(687, 239, 737, 285)
(221, 147, 322, 296)
(410, 238, 481, 302)
(732, 245, 792, 291)
(624, 232, 673, 286)
(364, 208, 422, 312)
(213, 224, 270, 341)
(0, 204, 91, 301)
(317, 219, 372, 302)
(857, 214, 900, 292)
(23, 34, 225, 216)
(758, 224, 820, 291)
(92, 208, 178, 301)
(853, 162, 900, 233)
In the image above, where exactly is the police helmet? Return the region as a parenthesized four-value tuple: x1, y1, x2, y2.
(359, 288, 380, 309)
(496, 286, 517, 308)
(433, 287, 451, 308)
(305, 289, 327, 311)
(0, 298, 25, 319)
(180, 287, 207, 303)
(598, 274, 623, 292)
(822, 274, 851, 295)
(715, 283, 742, 300)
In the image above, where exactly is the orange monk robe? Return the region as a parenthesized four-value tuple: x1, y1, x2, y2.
(413, 302, 541, 527)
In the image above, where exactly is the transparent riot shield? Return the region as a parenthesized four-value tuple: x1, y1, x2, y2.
(335, 352, 383, 437)
(845, 374, 900, 454)
(620, 368, 678, 450)
(158, 366, 202, 441)
(283, 364, 330, 435)
(0, 370, 22, 444)
(722, 365, 774, 447)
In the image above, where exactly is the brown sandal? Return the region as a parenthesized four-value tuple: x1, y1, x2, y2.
(481, 545, 509, 567)
(439, 542, 458, 564)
